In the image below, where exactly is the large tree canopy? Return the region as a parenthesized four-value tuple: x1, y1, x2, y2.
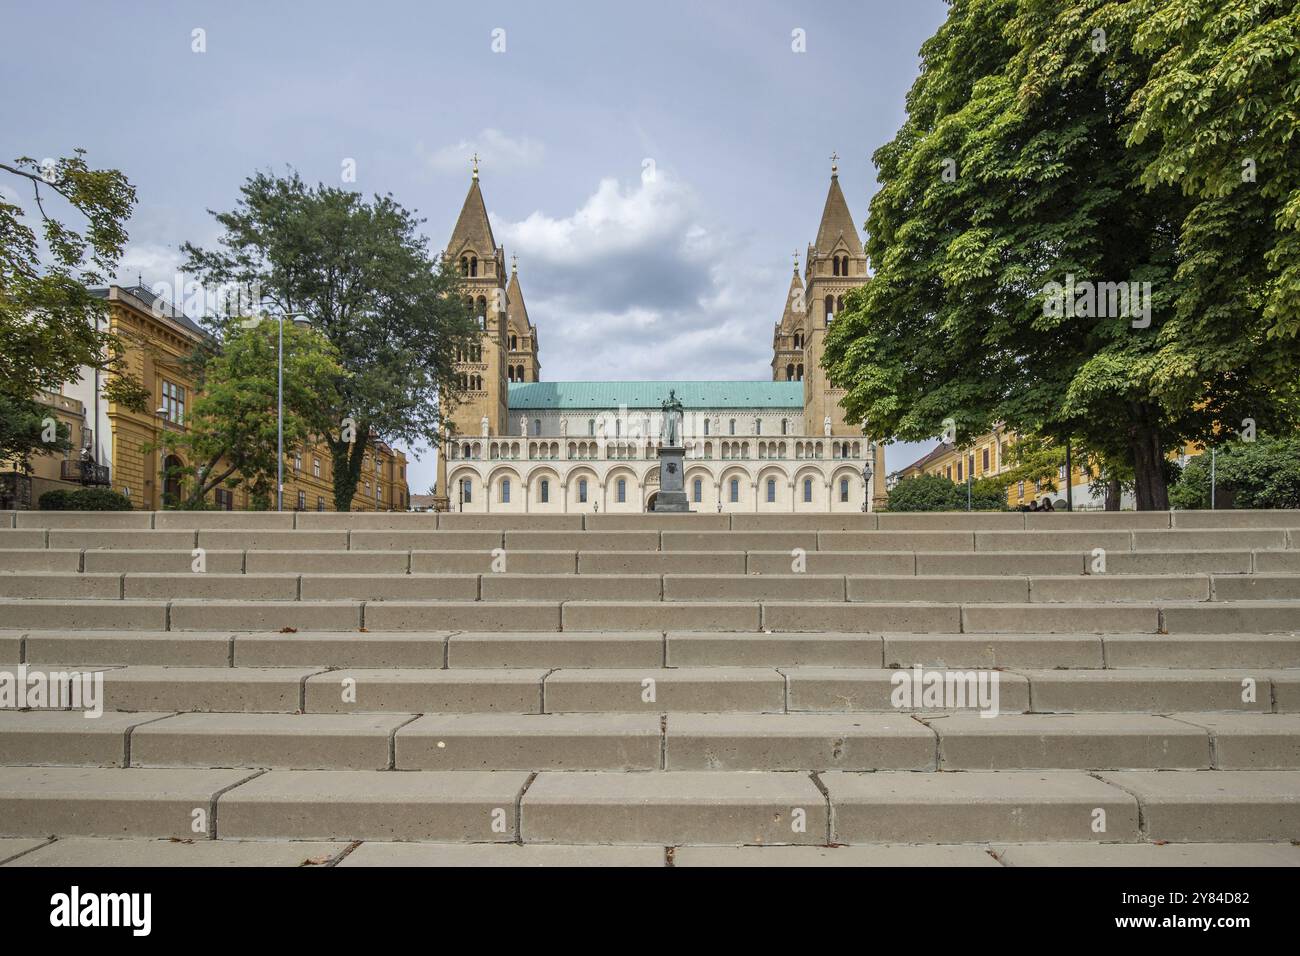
(824, 0, 1300, 509)
(182, 170, 480, 510)
(1, 150, 145, 467)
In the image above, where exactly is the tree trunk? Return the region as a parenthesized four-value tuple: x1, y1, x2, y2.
(329, 421, 371, 512)
(1104, 478, 1122, 511)
(1128, 412, 1169, 511)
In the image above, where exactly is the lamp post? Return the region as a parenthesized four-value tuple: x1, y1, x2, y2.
(861, 445, 875, 512)
(273, 311, 309, 512)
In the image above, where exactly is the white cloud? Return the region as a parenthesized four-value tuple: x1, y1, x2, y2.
(115, 242, 186, 286)
(494, 168, 780, 381)
(422, 129, 544, 173)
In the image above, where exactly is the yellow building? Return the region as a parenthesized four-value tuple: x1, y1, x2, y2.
(12, 285, 409, 512)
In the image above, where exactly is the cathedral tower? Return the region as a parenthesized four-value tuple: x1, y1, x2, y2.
(771, 253, 807, 382)
(801, 154, 867, 437)
(505, 256, 541, 385)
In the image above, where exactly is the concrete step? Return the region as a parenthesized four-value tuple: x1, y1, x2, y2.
(0, 766, 257, 838)
(446, 631, 663, 668)
(214, 770, 532, 842)
(1021, 669, 1276, 713)
(97, 666, 324, 712)
(233, 631, 448, 667)
(337, 842, 663, 866)
(666, 632, 883, 667)
(0, 711, 172, 766)
(0, 573, 121, 599)
(85, 550, 245, 573)
(303, 667, 548, 714)
(670, 844, 1001, 866)
(1166, 714, 1300, 769)
(663, 713, 935, 771)
(543, 667, 785, 713)
(821, 770, 1139, 843)
(519, 771, 828, 845)
(1094, 770, 1300, 842)
(923, 714, 1211, 769)
(395, 714, 661, 770)
(783, 667, 1031, 713)
(0, 550, 81, 572)
(1103, 634, 1300, 669)
(581, 551, 745, 574)
(2, 837, 349, 867)
(479, 573, 661, 602)
(412, 550, 576, 574)
(130, 713, 411, 769)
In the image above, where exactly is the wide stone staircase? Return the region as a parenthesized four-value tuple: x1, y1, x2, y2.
(1, 508, 1298, 866)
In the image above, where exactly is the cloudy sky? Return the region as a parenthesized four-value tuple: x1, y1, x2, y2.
(2, 0, 949, 492)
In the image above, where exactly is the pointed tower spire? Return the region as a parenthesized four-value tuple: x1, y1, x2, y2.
(813, 161, 863, 257)
(447, 172, 497, 256)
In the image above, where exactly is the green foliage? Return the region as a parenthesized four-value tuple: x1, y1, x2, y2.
(1170, 435, 1300, 510)
(156, 316, 345, 509)
(823, 0, 1300, 511)
(0, 394, 72, 467)
(181, 169, 481, 510)
(886, 473, 1008, 512)
(0, 150, 147, 460)
(39, 487, 133, 511)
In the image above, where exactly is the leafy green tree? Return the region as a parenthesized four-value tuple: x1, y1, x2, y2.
(1, 150, 146, 465)
(1170, 435, 1300, 510)
(824, 0, 1300, 511)
(156, 316, 344, 510)
(181, 170, 480, 510)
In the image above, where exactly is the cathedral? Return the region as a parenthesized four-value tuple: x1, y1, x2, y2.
(435, 158, 887, 513)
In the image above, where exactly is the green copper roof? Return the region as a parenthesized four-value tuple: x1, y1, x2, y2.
(507, 381, 805, 410)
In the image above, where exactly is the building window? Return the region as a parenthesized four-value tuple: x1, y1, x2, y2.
(728, 419, 736, 436)
(766, 478, 776, 503)
(578, 478, 588, 503)
(540, 479, 549, 504)
(982, 448, 990, 472)
(1017, 481, 1025, 498)
(803, 478, 813, 503)
(317, 496, 325, 511)
(840, 477, 849, 502)
(462, 479, 472, 503)
(161, 380, 185, 425)
(781, 419, 788, 436)
(214, 488, 233, 511)
(293, 454, 301, 474)
(703, 419, 710, 436)
(692, 478, 702, 503)
(588, 419, 595, 437)
(296, 490, 306, 511)
(956, 462, 962, 481)
(1058, 465, 1068, 482)
(313, 458, 321, 478)
(617, 478, 626, 503)
(729, 477, 739, 503)
(533, 419, 541, 436)
(755, 419, 762, 435)
(501, 478, 510, 504)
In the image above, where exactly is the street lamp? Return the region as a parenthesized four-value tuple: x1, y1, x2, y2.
(862, 443, 875, 512)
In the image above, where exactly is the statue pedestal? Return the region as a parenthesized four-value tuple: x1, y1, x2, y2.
(651, 446, 691, 512)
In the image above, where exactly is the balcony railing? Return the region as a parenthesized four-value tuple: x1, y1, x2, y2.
(60, 459, 111, 486)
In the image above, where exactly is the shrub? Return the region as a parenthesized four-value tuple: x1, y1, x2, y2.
(38, 488, 134, 511)
(1170, 435, 1300, 510)
(885, 473, 1008, 512)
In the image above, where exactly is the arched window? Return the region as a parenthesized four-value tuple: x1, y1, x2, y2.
(540, 479, 549, 503)
(460, 256, 469, 276)
(587, 419, 595, 437)
(703, 419, 710, 436)
(836, 295, 844, 312)
(533, 419, 541, 436)
(825, 294, 834, 322)
(578, 478, 588, 503)
(507, 367, 514, 382)
(840, 477, 849, 502)
(501, 479, 511, 504)
(766, 478, 776, 503)
(796, 363, 804, 380)
(781, 419, 788, 436)
(510, 334, 517, 350)
(692, 478, 702, 503)
(469, 256, 478, 277)
(476, 296, 487, 317)
(728, 419, 736, 436)
(462, 479, 472, 503)
(803, 478, 813, 503)
(617, 478, 626, 503)
(729, 477, 740, 503)
(754, 418, 762, 435)
(786, 363, 794, 381)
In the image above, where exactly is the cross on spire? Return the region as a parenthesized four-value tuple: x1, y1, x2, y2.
(792, 249, 800, 273)
(471, 152, 480, 180)
(511, 254, 518, 273)
(829, 151, 839, 176)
